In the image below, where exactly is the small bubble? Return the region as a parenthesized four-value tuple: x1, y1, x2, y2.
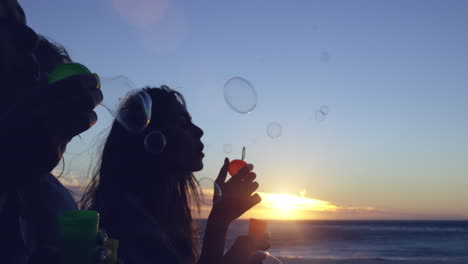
(223, 144, 232, 154)
(224, 77, 257, 114)
(144, 131, 166, 154)
(198, 177, 222, 206)
(267, 122, 282, 139)
(320, 105, 330, 115)
(320, 51, 331, 63)
(315, 105, 330, 122)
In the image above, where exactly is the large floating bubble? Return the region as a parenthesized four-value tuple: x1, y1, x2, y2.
(198, 177, 222, 206)
(224, 77, 257, 114)
(100, 76, 152, 134)
(267, 122, 282, 139)
(315, 105, 330, 122)
(223, 144, 232, 154)
(100, 76, 136, 115)
(144, 131, 166, 154)
(115, 89, 152, 134)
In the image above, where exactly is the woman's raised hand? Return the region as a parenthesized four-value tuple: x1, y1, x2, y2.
(212, 158, 261, 224)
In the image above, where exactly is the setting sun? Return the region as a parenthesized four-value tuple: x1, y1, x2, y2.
(259, 192, 337, 212)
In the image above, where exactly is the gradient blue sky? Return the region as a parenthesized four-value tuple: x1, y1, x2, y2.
(22, 0, 468, 219)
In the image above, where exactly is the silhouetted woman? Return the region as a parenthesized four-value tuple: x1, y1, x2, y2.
(81, 86, 265, 264)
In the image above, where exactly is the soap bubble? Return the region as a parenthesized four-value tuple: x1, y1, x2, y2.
(315, 105, 330, 122)
(320, 51, 331, 63)
(115, 89, 152, 134)
(319, 105, 330, 115)
(223, 144, 232, 154)
(224, 77, 257, 114)
(144, 131, 166, 154)
(100, 76, 137, 115)
(100, 76, 152, 134)
(198, 177, 222, 206)
(267, 122, 282, 139)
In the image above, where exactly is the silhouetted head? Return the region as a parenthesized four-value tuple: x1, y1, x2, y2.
(0, 18, 38, 112)
(0, 0, 26, 24)
(141, 86, 205, 172)
(0, 21, 71, 113)
(81, 86, 204, 261)
(98, 86, 205, 178)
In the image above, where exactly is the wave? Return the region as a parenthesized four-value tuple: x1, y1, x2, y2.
(297, 224, 468, 233)
(261, 220, 468, 233)
(203, 220, 468, 261)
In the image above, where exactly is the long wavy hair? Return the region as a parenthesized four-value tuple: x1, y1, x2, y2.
(80, 86, 200, 261)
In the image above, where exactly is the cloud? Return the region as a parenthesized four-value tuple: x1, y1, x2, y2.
(191, 189, 390, 220)
(54, 171, 82, 187)
(53, 171, 88, 202)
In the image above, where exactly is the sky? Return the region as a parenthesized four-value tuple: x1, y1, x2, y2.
(22, 0, 468, 220)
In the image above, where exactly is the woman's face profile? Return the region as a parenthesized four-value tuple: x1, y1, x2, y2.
(157, 96, 205, 173)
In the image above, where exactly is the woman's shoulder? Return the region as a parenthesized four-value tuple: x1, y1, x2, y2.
(100, 193, 164, 240)
(99, 194, 180, 264)
(27, 173, 77, 213)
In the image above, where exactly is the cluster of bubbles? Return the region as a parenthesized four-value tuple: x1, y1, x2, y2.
(100, 76, 168, 154)
(198, 177, 222, 206)
(101, 77, 172, 155)
(223, 75, 331, 147)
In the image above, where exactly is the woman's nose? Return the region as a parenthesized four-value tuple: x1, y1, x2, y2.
(193, 124, 204, 138)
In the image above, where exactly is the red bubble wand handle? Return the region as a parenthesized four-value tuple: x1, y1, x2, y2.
(228, 146, 248, 176)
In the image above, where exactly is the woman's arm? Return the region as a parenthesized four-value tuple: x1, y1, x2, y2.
(198, 158, 261, 264)
(198, 207, 229, 264)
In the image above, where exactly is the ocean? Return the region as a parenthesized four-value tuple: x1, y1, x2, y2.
(197, 220, 468, 264)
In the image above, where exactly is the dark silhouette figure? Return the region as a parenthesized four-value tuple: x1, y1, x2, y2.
(81, 86, 268, 264)
(0, 1, 103, 263)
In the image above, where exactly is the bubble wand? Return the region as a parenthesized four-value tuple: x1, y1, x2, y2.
(228, 146, 248, 176)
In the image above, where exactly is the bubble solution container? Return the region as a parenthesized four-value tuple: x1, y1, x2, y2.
(58, 210, 99, 264)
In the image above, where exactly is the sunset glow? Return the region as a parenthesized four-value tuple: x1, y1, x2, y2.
(259, 192, 337, 212)
(191, 186, 387, 220)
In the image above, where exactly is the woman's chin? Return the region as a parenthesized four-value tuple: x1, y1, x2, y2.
(191, 159, 204, 172)
(193, 162, 204, 172)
